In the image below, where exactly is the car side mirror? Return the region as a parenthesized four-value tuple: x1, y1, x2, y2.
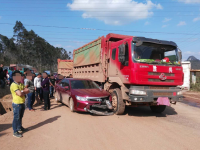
(64, 86, 69, 91)
(118, 44, 125, 64)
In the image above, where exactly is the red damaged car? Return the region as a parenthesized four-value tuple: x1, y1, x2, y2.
(55, 78, 113, 115)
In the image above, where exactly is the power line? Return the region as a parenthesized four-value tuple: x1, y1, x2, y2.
(2, 31, 200, 38)
(1, 15, 199, 17)
(0, 2, 192, 5)
(1, 6, 200, 9)
(1, 0, 199, 5)
(1, 10, 199, 12)
(1, 38, 88, 44)
(1, 22, 199, 35)
(3, 35, 200, 42)
(0, 0, 185, 3)
(176, 22, 200, 49)
(3, 35, 199, 43)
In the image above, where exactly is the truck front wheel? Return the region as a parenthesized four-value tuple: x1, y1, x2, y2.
(150, 105, 166, 113)
(111, 88, 125, 115)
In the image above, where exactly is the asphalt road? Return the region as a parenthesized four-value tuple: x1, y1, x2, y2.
(0, 98, 200, 150)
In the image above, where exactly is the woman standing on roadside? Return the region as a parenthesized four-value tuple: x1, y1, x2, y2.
(25, 73, 35, 111)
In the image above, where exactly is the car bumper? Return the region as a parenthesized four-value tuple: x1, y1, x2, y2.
(75, 100, 114, 116)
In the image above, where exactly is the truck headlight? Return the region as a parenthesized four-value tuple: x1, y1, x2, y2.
(76, 96, 88, 101)
(130, 90, 147, 95)
(177, 91, 182, 95)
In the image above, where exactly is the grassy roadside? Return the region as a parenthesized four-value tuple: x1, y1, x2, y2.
(190, 77, 200, 92)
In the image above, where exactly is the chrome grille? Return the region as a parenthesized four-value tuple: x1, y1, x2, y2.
(148, 72, 174, 76)
(153, 92, 172, 96)
(148, 79, 174, 82)
(150, 86, 170, 89)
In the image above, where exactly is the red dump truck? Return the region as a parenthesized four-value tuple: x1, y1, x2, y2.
(57, 59, 73, 77)
(73, 33, 183, 115)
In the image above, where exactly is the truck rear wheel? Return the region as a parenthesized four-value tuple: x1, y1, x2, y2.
(150, 105, 166, 113)
(111, 88, 125, 115)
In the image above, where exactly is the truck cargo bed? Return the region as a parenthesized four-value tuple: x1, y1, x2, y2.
(73, 37, 105, 82)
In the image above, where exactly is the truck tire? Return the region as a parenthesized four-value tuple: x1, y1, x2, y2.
(69, 98, 75, 112)
(111, 88, 125, 115)
(150, 105, 166, 113)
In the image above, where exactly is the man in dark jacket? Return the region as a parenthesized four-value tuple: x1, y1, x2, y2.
(41, 72, 50, 110)
(9, 67, 14, 86)
(49, 74, 56, 98)
(0, 67, 5, 88)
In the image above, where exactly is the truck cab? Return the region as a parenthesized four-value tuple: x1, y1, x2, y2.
(107, 36, 183, 114)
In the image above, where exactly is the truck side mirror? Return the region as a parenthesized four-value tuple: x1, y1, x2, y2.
(118, 44, 125, 64)
(178, 49, 182, 60)
(135, 41, 143, 46)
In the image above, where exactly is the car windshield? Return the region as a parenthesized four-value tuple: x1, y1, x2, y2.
(71, 80, 99, 89)
(132, 42, 181, 66)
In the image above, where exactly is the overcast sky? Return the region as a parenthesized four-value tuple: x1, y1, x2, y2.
(0, 0, 200, 60)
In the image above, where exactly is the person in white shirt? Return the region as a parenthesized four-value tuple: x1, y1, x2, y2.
(24, 75, 28, 109)
(34, 73, 43, 103)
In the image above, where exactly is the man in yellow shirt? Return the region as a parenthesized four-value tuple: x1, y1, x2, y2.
(10, 71, 29, 138)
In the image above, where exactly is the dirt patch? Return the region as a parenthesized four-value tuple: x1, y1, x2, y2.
(181, 91, 200, 108)
(0, 86, 11, 99)
(0, 96, 13, 115)
(183, 91, 200, 99)
(0, 86, 12, 115)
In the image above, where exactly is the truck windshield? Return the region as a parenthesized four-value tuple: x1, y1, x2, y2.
(132, 42, 181, 66)
(71, 80, 99, 89)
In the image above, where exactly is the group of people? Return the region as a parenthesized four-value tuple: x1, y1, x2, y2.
(0, 64, 19, 88)
(10, 70, 60, 138)
(0, 63, 74, 138)
(0, 64, 71, 138)
(12, 70, 58, 111)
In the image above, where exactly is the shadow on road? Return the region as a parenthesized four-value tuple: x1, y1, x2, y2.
(125, 106, 177, 117)
(76, 111, 91, 116)
(27, 116, 61, 131)
(0, 124, 12, 132)
(37, 103, 63, 111)
(0, 133, 7, 137)
(0, 102, 7, 115)
(180, 98, 200, 108)
(49, 104, 63, 110)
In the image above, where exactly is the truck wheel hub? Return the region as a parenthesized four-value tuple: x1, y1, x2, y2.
(112, 95, 117, 111)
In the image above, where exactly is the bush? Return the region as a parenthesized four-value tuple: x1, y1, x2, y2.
(190, 77, 200, 91)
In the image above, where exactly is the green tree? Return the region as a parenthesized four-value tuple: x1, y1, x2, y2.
(0, 20, 72, 73)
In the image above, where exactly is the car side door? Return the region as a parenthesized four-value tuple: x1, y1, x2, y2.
(55, 79, 65, 102)
(60, 79, 70, 106)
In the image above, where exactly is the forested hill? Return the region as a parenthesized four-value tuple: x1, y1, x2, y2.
(0, 21, 71, 72)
